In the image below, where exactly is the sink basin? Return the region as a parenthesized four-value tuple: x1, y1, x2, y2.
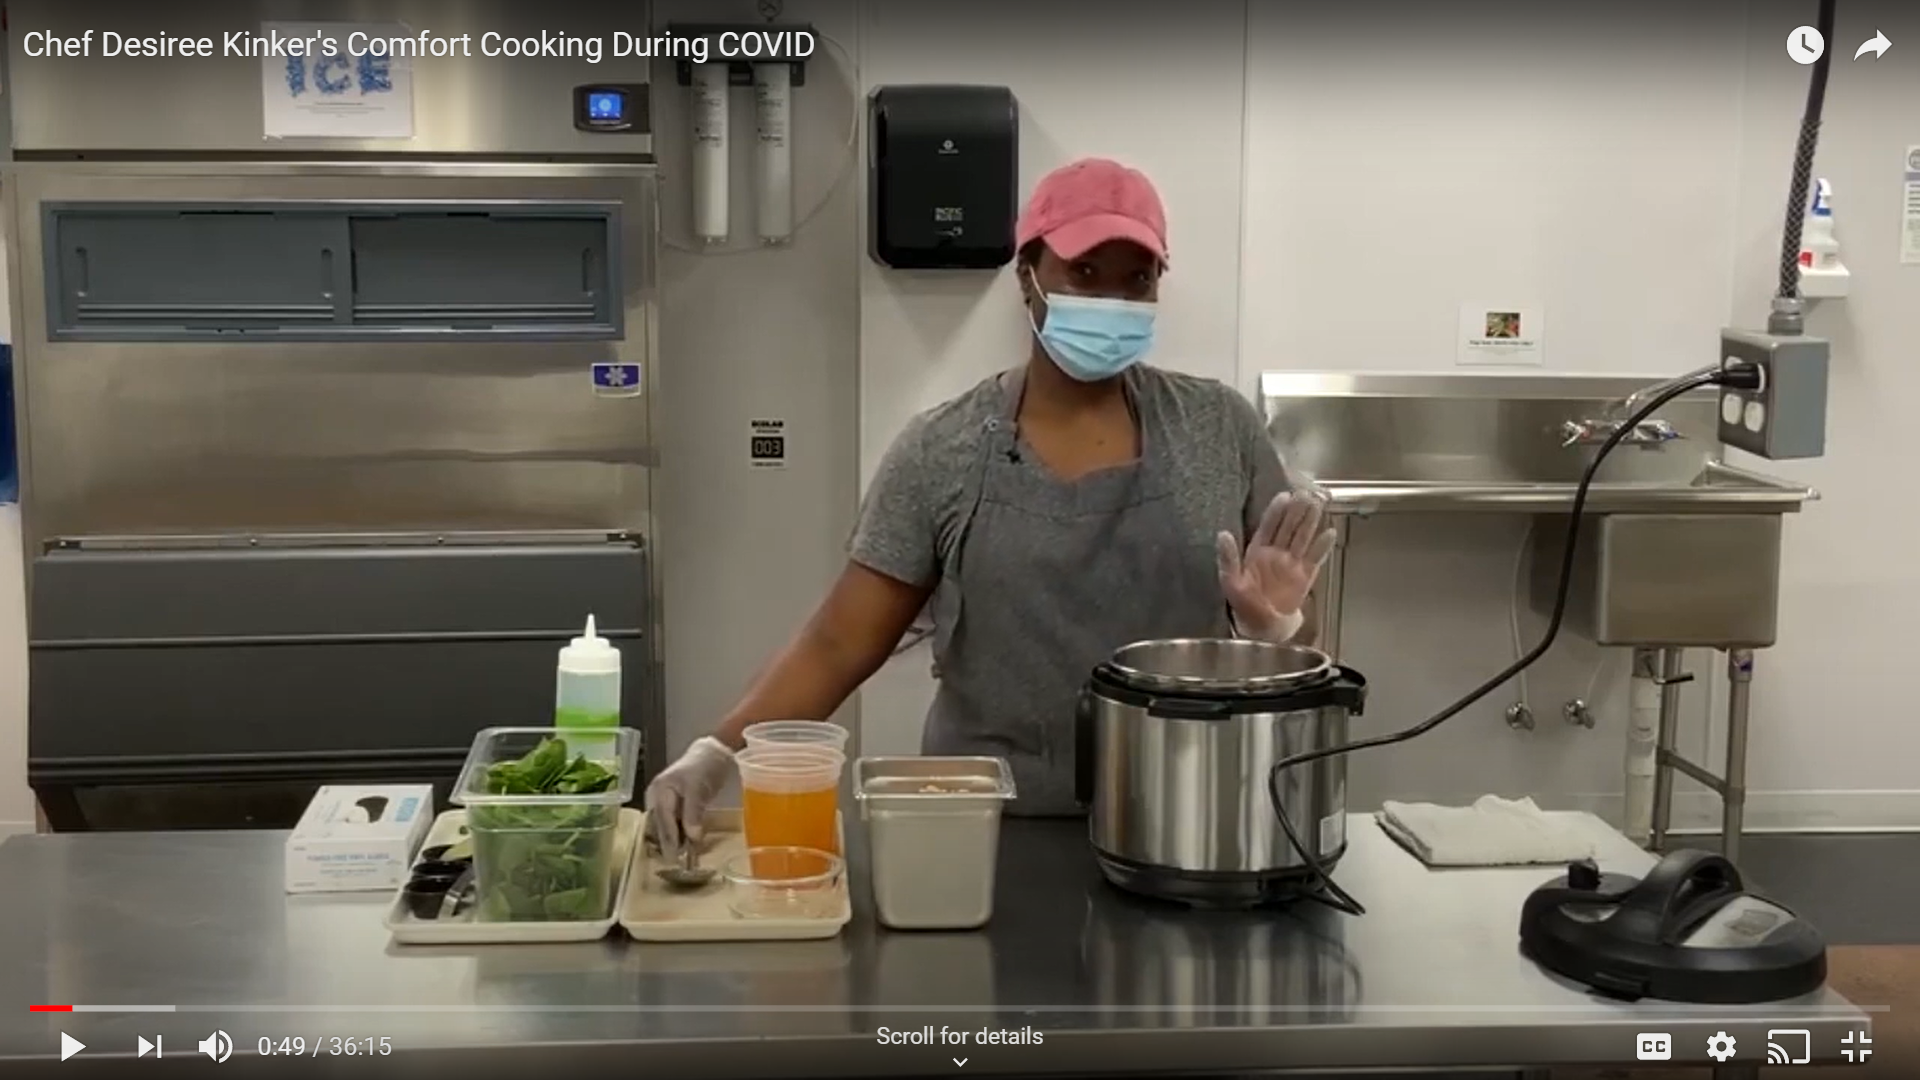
(1259, 371, 1817, 649)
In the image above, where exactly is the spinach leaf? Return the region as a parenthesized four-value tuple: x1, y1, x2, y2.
(470, 737, 622, 921)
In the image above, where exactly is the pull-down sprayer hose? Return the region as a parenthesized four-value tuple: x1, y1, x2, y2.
(1777, 0, 1838, 302)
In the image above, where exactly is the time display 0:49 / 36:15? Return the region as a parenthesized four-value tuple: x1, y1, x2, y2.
(258, 1037, 394, 1056)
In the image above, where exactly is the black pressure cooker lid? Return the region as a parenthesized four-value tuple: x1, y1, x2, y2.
(1518, 850, 1827, 1004)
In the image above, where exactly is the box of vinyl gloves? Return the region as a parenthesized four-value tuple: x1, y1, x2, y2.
(285, 785, 434, 893)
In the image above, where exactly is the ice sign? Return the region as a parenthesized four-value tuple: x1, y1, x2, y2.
(260, 22, 415, 140)
(284, 53, 394, 97)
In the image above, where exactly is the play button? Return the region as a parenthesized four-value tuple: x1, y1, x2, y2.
(60, 1033, 85, 1061)
(138, 1036, 154, 1058)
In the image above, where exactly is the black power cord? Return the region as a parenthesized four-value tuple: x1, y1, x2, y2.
(1777, 0, 1837, 302)
(1269, 363, 1763, 916)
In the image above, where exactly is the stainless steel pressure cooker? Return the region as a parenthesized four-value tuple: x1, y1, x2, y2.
(1074, 638, 1368, 907)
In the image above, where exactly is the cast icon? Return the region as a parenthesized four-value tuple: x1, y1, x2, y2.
(1767, 1029, 1809, 1065)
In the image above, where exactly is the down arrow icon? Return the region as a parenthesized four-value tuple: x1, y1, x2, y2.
(953, 1058, 968, 1067)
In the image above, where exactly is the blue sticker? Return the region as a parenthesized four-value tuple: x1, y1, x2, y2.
(592, 362, 643, 397)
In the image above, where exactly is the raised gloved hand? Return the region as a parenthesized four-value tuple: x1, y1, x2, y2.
(644, 736, 735, 855)
(1216, 491, 1337, 644)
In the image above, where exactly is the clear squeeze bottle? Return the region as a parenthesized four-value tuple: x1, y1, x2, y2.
(555, 615, 621, 730)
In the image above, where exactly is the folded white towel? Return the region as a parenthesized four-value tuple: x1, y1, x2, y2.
(1377, 795, 1598, 867)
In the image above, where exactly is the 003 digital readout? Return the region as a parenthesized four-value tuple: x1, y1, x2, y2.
(258, 1036, 394, 1056)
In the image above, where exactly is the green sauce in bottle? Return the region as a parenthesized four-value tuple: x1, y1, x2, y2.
(556, 615, 621, 731)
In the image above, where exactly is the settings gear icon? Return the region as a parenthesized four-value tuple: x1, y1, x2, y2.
(1706, 1032, 1738, 1062)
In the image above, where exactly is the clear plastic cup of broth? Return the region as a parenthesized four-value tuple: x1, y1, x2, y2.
(735, 744, 845, 859)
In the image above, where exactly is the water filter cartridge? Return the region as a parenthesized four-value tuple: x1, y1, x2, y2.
(690, 64, 731, 245)
(754, 64, 795, 244)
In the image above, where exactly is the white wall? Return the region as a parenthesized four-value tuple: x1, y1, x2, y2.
(2, 0, 1913, 832)
(1717, 0, 1920, 823)
(853, 0, 1920, 830)
(650, 0, 864, 763)
(1238, 3, 1750, 820)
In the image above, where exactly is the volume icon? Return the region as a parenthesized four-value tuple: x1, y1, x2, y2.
(199, 1030, 232, 1063)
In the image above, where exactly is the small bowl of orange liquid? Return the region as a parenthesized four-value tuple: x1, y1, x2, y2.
(721, 846, 843, 920)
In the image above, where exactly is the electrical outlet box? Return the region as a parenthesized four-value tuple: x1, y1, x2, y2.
(1716, 329, 1829, 460)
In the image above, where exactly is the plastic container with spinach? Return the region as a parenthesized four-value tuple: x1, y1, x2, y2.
(454, 727, 639, 923)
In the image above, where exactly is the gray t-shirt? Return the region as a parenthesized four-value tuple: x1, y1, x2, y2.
(849, 363, 1289, 598)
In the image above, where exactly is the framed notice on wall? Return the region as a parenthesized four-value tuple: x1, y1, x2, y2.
(1457, 303, 1546, 367)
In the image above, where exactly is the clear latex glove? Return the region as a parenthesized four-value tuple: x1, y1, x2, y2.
(643, 736, 735, 856)
(1216, 491, 1337, 643)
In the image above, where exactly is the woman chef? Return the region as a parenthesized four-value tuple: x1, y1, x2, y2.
(646, 157, 1336, 846)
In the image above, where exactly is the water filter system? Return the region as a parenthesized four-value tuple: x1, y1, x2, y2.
(670, 20, 830, 249)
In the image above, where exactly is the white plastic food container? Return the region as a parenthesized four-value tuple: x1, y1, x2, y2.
(853, 756, 1015, 930)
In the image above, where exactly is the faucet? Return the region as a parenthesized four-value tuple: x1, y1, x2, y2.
(1559, 416, 1683, 449)
(1607, 363, 1719, 423)
(1559, 366, 1714, 449)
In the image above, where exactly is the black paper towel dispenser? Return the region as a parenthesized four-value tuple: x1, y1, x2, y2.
(868, 85, 1018, 270)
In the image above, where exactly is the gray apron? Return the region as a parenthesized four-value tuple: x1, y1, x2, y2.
(923, 370, 1229, 816)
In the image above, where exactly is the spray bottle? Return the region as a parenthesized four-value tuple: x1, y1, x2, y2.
(1797, 178, 1850, 298)
(555, 615, 621, 730)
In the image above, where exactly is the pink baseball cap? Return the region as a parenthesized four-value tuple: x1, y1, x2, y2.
(1015, 158, 1169, 266)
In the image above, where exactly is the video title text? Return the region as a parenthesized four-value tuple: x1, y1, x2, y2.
(20, 28, 814, 64)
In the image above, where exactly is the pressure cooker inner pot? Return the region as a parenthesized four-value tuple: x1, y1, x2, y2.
(1105, 638, 1332, 694)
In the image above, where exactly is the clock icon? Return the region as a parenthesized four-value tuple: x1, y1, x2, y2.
(1787, 25, 1825, 64)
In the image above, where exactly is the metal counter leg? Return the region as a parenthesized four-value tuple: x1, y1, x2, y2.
(1722, 649, 1754, 861)
(1649, 647, 1686, 849)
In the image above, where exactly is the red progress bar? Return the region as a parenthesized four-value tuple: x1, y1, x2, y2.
(31, 1006, 72, 1012)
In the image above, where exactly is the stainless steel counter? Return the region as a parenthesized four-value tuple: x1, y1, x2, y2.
(0, 815, 1868, 1078)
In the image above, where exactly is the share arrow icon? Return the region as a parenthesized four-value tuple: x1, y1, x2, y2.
(1856, 30, 1891, 59)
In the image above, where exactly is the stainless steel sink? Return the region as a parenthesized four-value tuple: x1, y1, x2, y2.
(1309, 459, 1810, 516)
(1259, 372, 1818, 649)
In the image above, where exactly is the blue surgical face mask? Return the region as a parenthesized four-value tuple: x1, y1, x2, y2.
(1027, 283, 1158, 383)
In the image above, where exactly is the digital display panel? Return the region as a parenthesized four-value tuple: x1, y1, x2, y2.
(587, 91, 623, 121)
